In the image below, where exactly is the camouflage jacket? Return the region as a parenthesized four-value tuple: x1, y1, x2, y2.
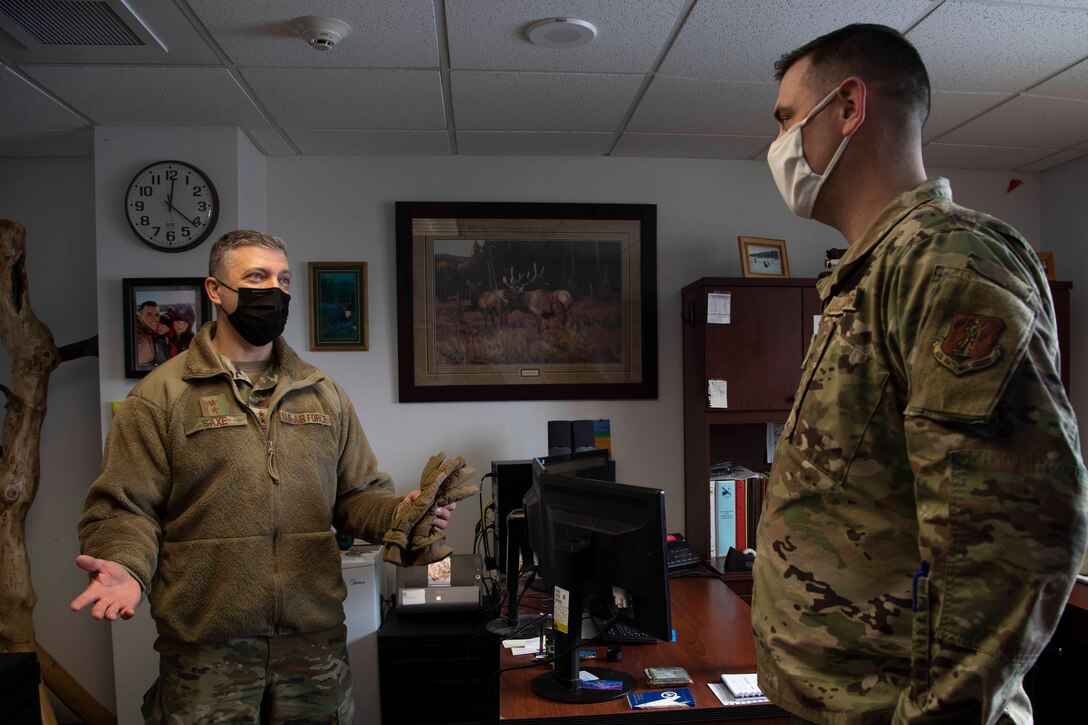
(752, 178, 1087, 724)
(79, 323, 402, 644)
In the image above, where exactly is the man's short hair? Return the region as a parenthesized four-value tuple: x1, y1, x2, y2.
(138, 300, 158, 313)
(774, 24, 930, 127)
(208, 230, 288, 279)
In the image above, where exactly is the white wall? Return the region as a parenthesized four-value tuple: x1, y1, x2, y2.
(1040, 154, 1088, 453)
(0, 157, 111, 721)
(264, 155, 1047, 556)
(94, 126, 267, 424)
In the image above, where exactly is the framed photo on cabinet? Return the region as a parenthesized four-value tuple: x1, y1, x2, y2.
(395, 201, 658, 402)
(308, 262, 368, 351)
(1036, 251, 1056, 281)
(739, 236, 790, 278)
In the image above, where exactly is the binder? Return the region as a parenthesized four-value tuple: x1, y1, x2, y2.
(710, 465, 766, 558)
(714, 479, 737, 558)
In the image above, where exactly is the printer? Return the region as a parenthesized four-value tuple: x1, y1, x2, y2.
(395, 553, 483, 613)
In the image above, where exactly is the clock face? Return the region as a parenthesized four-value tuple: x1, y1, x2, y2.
(125, 160, 220, 252)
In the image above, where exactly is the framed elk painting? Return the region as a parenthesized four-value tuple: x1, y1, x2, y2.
(394, 201, 658, 402)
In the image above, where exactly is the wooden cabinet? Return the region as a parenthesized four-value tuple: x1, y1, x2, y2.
(681, 277, 1072, 566)
(681, 278, 820, 561)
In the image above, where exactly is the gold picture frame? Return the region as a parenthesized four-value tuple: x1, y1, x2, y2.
(395, 201, 658, 402)
(739, 236, 790, 278)
(1036, 251, 1056, 281)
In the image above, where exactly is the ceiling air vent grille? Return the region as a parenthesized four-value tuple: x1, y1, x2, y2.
(0, 0, 143, 46)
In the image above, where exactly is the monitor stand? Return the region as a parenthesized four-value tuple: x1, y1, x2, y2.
(486, 511, 544, 637)
(530, 541, 634, 703)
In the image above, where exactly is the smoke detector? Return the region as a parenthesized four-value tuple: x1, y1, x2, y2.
(291, 15, 352, 51)
(526, 18, 597, 49)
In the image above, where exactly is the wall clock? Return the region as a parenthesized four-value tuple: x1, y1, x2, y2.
(124, 160, 220, 252)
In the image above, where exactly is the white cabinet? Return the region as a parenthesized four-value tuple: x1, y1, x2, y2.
(341, 548, 382, 724)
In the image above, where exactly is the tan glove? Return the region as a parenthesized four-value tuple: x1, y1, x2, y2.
(382, 453, 465, 552)
(381, 454, 480, 566)
(407, 463, 479, 551)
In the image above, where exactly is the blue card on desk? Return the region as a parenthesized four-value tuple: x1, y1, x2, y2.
(626, 687, 696, 709)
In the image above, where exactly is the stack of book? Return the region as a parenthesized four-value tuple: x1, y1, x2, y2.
(708, 462, 768, 559)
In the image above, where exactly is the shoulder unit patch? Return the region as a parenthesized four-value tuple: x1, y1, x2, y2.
(933, 312, 1005, 375)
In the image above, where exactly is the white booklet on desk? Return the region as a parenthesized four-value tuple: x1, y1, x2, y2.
(708, 673, 770, 706)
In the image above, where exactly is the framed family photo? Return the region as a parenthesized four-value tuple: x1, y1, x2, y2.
(123, 277, 212, 378)
(395, 201, 658, 402)
(739, 236, 790, 278)
(308, 262, 368, 351)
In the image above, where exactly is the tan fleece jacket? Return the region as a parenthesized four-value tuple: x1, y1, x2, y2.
(79, 323, 402, 645)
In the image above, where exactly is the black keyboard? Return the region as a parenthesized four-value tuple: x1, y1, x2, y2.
(595, 620, 658, 645)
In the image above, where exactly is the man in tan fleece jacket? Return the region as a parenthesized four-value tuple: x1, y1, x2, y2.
(72, 230, 464, 723)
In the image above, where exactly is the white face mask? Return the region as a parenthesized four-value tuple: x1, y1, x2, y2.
(767, 86, 856, 219)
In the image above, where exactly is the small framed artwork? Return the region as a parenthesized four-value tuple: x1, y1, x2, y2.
(308, 262, 368, 351)
(739, 236, 790, 278)
(123, 277, 212, 378)
(1037, 251, 1056, 281)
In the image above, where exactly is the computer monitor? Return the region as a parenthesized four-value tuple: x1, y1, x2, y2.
(531, 472, 671, 703)
(523, 449, 614, 592)
(486, 451, 613, 637)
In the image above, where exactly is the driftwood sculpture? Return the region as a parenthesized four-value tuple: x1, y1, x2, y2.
(0, 219, 111, 724)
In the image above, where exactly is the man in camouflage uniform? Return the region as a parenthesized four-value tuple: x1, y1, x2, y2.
(752, 24, 1087, 724)
(71, 230, 471, 723)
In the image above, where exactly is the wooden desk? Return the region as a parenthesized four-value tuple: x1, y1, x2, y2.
(499, 574, 789, 724)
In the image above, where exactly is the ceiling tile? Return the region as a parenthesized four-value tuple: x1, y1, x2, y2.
(186, 0, 439, 68)
(1028, 57, 1088, 100)
(612, 132, 771, 159)
(628, 76, 778, 135)
(0, 129, 93, 156)
(659, 0, 932, 81)
(0, 67, 88, 128)
(457, 131, 613, 156)
(241, 68, 445, 129)
(22, 66, 270, 126)
(923, 142, 1057, 170)
(452, 71, 641, 131)
(445, 0, 686, 73)
(246, 128, 296, 156)
(284, 129, 449, 155)
(909, 1, 1088, 92)
(1016, 147, 1088, 172)
(939, 94, 1088, 148)
(924, 90, 1014, 142)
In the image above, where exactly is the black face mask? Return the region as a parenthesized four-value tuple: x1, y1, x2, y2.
(216, 280, 290, 346)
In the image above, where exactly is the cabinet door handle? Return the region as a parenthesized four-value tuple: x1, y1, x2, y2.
(682, 301, 696, 327)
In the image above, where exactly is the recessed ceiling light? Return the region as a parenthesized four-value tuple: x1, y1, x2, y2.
(526, 18, 597, 49)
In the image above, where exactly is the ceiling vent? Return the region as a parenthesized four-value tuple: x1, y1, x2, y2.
(0, 0, 163, 48)
(526, 18, 597, 49)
